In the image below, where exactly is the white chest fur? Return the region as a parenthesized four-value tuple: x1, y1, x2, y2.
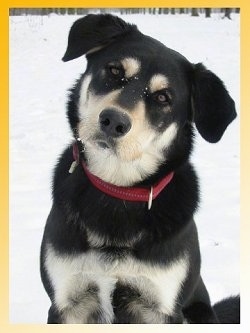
(45, 244, 189, 323)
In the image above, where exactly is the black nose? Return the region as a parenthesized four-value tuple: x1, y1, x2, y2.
(99, 109, 131, 138)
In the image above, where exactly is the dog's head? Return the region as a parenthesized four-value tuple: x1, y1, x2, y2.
(63, 14, 236, 186)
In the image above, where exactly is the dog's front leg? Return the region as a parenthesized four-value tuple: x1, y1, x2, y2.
(51, 272, 117, 324)
(47, 305, 62, 324)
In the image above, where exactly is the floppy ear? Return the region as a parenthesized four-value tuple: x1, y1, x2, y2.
(62, 14, 137, 62)
(192, 63, 237, 143)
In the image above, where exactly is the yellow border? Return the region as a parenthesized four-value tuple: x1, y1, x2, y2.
(2, 1, 249, 332)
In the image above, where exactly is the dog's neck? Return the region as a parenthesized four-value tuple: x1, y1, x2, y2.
(70, 141, 174, 210)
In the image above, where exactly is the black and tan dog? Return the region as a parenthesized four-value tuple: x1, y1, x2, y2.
(40, 14, 239, 324)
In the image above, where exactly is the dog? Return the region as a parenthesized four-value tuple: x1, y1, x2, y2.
(40, 14, 239, 324)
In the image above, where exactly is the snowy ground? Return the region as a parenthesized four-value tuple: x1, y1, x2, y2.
(9, 12, 240, 323)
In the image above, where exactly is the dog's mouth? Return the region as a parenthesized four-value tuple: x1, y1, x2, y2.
(93, 134, 116, 151)
(96, 140, 111, 149)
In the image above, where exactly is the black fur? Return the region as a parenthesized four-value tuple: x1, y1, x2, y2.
(192, 63, 236, 143)
(62, 14, 138, 62)
(40, 14, 238, 324)
(213, 296, 240, 324)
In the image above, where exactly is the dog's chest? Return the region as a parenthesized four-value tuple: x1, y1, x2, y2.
(45, 245, 188, 323)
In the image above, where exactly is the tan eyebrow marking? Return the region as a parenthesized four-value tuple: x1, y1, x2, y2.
(121, 58, 141, 78)
(149, 74, 169, 93)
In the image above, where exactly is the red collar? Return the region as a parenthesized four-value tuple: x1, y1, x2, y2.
(71, 143, 174, 209)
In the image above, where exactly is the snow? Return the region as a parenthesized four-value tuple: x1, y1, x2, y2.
(9, 12, 240, 323)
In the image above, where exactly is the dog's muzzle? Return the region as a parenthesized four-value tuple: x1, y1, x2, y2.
(99, 108, 131, 138)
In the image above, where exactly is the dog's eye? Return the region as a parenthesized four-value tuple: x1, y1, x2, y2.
(157, 94, 168, 103)
(108, 65, 124, 77)
(154, 91, 171, 105)
(110, 66, 120, 76)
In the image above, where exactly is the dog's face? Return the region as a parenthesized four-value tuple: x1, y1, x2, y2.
(75, 37, 192, 185)
(63, 14, 236, 186)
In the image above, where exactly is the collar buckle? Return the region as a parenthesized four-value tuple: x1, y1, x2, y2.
(148, 187, 153, 210)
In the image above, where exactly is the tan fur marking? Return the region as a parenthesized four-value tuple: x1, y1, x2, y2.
(149, 74, 169, 93)
(121, 58, 141, 78)
(116, 101, 152, 161)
